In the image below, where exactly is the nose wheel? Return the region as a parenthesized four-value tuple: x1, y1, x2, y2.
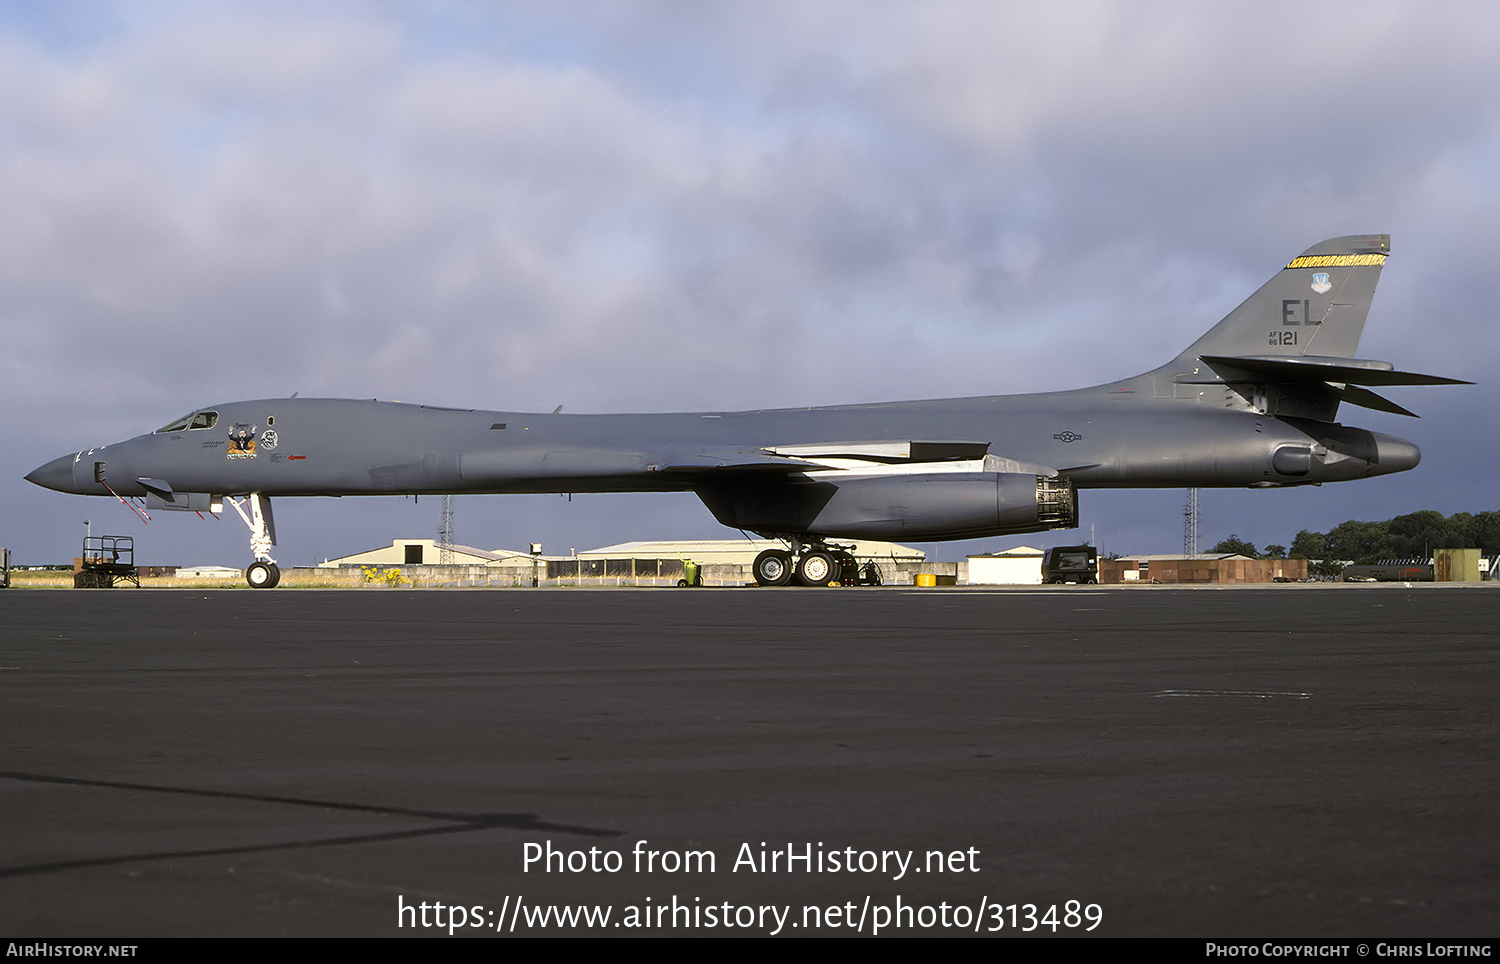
(246, 560, 281, 589)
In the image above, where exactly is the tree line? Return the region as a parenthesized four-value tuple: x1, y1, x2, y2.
(1210, 510, 1500, 571)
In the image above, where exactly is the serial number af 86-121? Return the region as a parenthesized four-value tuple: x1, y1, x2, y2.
(27, 235, 1465, 588)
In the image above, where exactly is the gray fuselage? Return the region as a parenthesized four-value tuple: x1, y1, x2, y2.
(28, 368, 1419, 503)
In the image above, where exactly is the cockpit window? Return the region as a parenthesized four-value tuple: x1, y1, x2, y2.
(155, 411, 218, 433)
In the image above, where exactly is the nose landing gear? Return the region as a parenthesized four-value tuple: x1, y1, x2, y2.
(226, 494, 280, 589)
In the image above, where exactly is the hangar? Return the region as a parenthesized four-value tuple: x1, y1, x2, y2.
(316, 539, 537, 568)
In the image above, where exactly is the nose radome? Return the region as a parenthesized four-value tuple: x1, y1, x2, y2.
(25, 454, 77, 493)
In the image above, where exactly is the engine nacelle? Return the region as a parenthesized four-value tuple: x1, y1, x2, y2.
(696, 471, 1077, 541)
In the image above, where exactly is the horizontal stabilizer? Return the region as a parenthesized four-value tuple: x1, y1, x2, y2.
(1338, 386, 1420, 418)
(1199, 354, 1471, 387)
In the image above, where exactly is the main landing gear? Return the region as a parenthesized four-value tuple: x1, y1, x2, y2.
(226, 494, 280, 589)
(752, 541, 880, 588)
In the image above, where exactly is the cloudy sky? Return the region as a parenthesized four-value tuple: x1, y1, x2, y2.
(4, 0, 1496, 567)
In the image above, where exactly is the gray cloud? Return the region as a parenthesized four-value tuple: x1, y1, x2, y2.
(3, 1, 1495, 565)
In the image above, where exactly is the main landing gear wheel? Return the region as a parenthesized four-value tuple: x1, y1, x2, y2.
(796, 550, 836, 587)
(246, 561, 280, 589)
(753, 549, 794, 586)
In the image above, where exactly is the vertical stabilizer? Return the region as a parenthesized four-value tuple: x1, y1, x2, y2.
(1175, 234, 1390, 365)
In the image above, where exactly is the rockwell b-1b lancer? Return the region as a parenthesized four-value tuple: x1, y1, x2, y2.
(27, 235, 1467, 588)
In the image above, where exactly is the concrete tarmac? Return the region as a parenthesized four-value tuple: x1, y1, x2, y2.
(0, 585, 1495, 937)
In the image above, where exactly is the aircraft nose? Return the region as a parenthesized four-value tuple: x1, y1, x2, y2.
(25, 454, 78, 493)
(1374, 434, 1420, 474)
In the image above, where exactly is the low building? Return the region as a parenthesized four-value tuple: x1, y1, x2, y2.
(1102, 555, 1308, 584)
(1434, 548, 1482, 582)
(966, 546, 1044, 585)
(173, 566, 242, 579)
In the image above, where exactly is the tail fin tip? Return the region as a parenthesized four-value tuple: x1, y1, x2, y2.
(1290, 234, 1390, 262)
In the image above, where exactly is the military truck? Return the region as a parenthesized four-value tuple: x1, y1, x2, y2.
(1043, 545, 1098, 584)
